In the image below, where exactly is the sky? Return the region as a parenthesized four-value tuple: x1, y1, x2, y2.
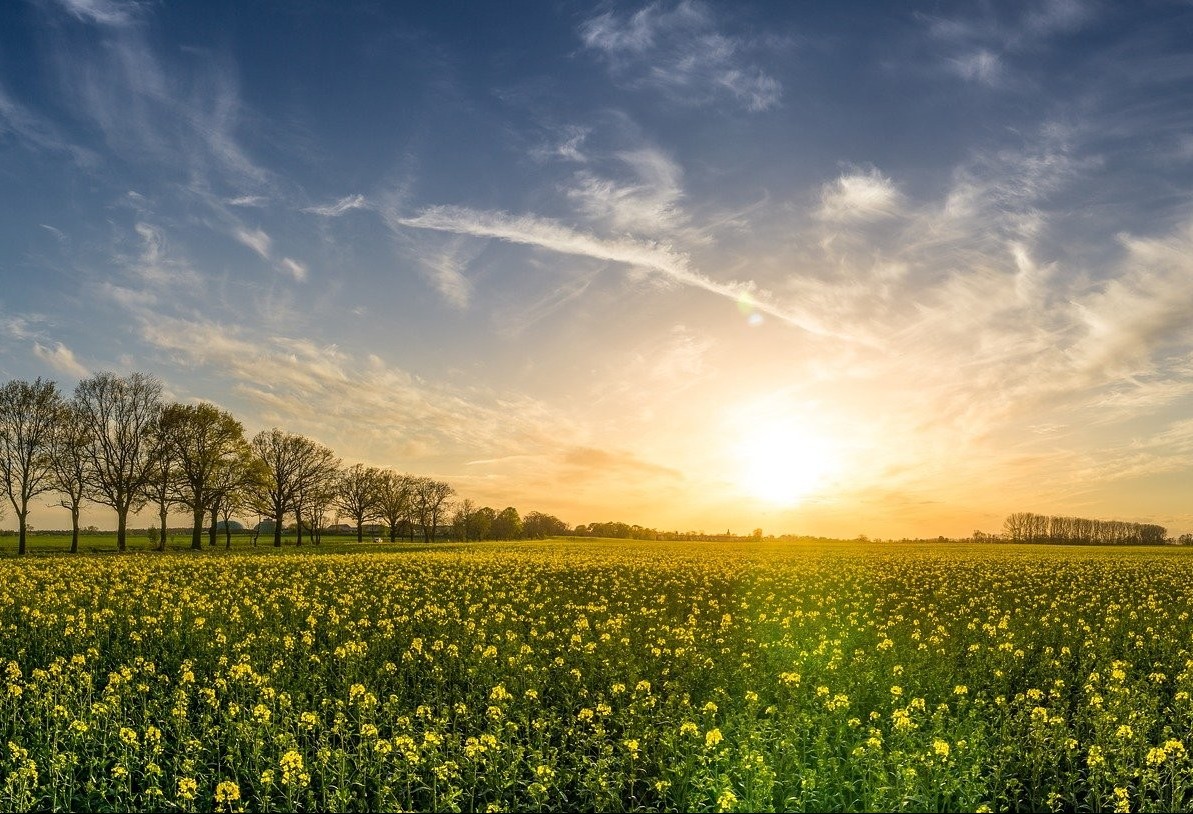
(2, 0, 1193, 538)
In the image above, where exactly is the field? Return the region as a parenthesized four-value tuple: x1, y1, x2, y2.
(2, 539, 1193, 812)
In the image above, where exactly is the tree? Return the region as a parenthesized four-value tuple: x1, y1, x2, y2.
(74, 372, 162, 552)
(470, 506, 495, 541)
(376, 470, 414, 542)
(452, 498, 477, 541)
(143, 414, 181, 552)
(336, 463, 383, 543)
(49, 401, 90, 554)
(491, 506, 523, 541)
(161, 403, 248, 551)
(522, 511, 568, 539)
(249, 429, 336, 548)
(293, 442, 338, 546)
(0, 378, 63, 555)
(298, 459, 340, 545)
(413, 478, 455, 543)
(208, 446, 264, 549)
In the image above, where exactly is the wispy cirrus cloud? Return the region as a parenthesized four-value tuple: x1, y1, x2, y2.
(279, 257, 308, 283)
(41, 4, 276, 201)
(302, 194, 369, 217)
(818, 168, 903, 222)
(580, 0, 781, 112)
(392, 204, 855, 342)
(33, 341, 89, 378)
(948, 50, 1003, 86)
(567, 146, 687, 235)
(226, 195, 268, 207)
(417, 238, 474, 310)
(130, 222, 204, 290)
(51, 0, 147, 27)
(234, 226, 272, 260)
(924, 0, 1094, 88)
(0, 83, 97, 166)
(132, 312, 586, 474)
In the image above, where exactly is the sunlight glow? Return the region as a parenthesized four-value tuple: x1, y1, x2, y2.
(734, 420, 839, 506)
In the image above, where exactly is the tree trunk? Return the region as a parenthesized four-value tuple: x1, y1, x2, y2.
(70, 506, 79, 554)
(191, 505, 204, 551)
(296, 511, 304, 546)
(158, 505, 168, 552)
(225, 523, 232, 549)
(389, 522, 398, 542)
(117, 509, 128, 552)
(17, 508, 27, 556)
(357, 521, 364, 543)
(273, 510, 283, 547)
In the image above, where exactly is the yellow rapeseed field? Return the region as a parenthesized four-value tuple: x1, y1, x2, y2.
(2, 539, 1193, 811)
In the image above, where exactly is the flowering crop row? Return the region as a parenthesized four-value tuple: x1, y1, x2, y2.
(2, 540, 1193, 811)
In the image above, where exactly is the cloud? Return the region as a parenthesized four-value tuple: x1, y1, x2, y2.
(818, 168, 903, 222)
(234, 227, 272, 260)
(41, 16, 276, 201)
(0, 83, 96, 166)
(949, 50, 1003, 86)
(925, 0, 1095, 87)
(419, 240, 473, 310)
(560, 446, 684, 481)
(51, 0, 145, 27)
(39, 224, 68, 242)
(132, 314, 584, 471)
(567, 147, 687, 234)
(129, 222, 203, 290)
(32, 341, 89, 378)
(532, 125, 590, 163)
(392, 204, 856, 342)
(580, 1, 781, 112)
(226, 195, 268, 207)
(279, 257, 308, 283)
(1068, 221, 1193, 380)
(302, 194, 369, 217)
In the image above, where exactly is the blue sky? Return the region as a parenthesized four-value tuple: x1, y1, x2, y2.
(3, 0, 1193, 537)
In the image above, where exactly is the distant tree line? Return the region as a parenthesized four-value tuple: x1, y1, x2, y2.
(1002, 512, 1169, 545)
(0, 372, 574, 556)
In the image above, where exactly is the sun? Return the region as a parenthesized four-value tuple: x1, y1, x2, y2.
(734, 421, 839, 506)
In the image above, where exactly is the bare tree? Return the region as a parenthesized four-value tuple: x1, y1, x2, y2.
(376, 470, 414, 542)
(452, 498, 477, 542)
(143, 415, 181, 552)
(337, 463, 383, 543)
(299, 460, 340, 545)
(49, 401, 90, 554)
(294, 446, 339, 546)
(0, 378, 63, 555)
(74, 372, 162, 552)
(414, 478, 455, 543)
(161, 403, 248, 551)
(208, 446, 264, 548)
(249, 429, 337, 547)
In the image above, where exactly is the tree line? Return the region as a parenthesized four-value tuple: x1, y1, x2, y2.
(1001, 512, 1169, 545)
(0, 373, 568, 555)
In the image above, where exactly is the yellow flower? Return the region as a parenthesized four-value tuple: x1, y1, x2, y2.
(177, 777, 198, 800)
(214, 780, 240, 804)
(706, 728, 724, 747)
